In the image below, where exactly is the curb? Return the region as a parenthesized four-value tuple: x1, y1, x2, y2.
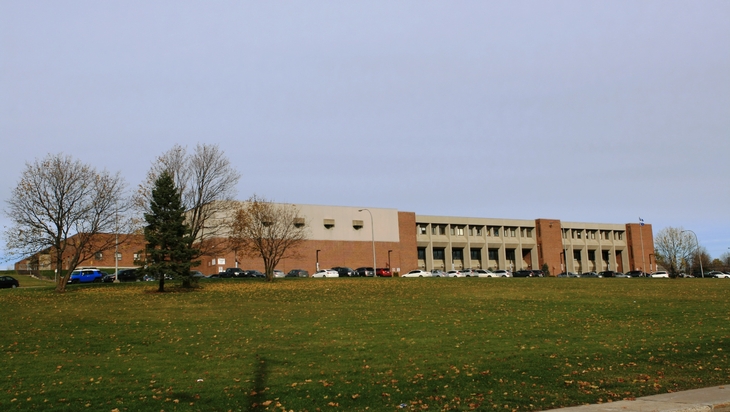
(544, 385, 730, 412)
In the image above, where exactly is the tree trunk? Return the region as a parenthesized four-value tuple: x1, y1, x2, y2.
(158, 277, 165, 292)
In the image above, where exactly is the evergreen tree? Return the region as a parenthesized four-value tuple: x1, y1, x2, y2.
(143, 171, 199, 291)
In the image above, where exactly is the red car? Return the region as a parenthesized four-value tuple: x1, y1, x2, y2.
(376, 268, 392, 277)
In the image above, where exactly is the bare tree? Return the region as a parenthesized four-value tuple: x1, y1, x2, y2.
(228, 196, 308, 281)
(134, 144, 241, 259)
(4, 153, 128, 292)
(654, 227, 696, 277)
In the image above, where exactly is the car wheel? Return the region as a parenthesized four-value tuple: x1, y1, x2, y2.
(12, 284, 18, 288)
(419, 275, 423, 277)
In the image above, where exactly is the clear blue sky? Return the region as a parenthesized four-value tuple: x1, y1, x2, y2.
(1, 1, 729, 265)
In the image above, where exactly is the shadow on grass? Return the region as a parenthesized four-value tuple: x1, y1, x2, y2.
(247, 354, 269, 410)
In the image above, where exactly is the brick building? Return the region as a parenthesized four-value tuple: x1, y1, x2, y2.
(14, 204, 654, 277)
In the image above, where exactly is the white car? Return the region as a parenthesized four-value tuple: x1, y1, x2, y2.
(446, 270, 464, 277)
(312, 269, 338, 278)
(493, 270, 512, 277)
(650, 271, 669, 278)
(474, 269, 498, 278)
(402, 270, 432, 277)
(712, 272, 730, 279)
(273, 269, 286, 278)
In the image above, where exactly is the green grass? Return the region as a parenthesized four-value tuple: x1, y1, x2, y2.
(1, 278, 728, 411)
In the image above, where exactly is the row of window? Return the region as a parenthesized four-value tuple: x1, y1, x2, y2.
(418, 224, 533, 238)
(93, 252, 140, 261)
(563, 229, 623, 241)
(418, 247, 515, 261)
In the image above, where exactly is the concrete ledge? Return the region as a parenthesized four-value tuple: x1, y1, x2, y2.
(544, 385, 729, 412)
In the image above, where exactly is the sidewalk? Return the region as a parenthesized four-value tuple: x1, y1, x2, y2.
(544, 385, 730, 412)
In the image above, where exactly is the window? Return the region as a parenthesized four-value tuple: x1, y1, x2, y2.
(588, 250, 596, 261)
(417, 224, 427, 235)
(588, 230, 596, 239)
(489, 226, 500, 236)
(573, 250, 581, 260)
(476, 226, 483, 236)
(352, 220, 363, 230)
(450, 226, 455, 235)
(115, 252, 122, 261)
(452, 248, 463, 260)
(488, 249, 499, 261)
(505, 249, 515, 261)
(522, 228, 533, 238)
(95, 252, 103, 260)
(433, 248, 445, 260)
(470, 249, 481, 260)
(417, 248, 426, 260)
(468, 226, 474, 236)
(133, 253, 139, 261)
(573, 230, 582, 239)
(455, 226, 464, 236)
(294, 217, 305, 228)
(615, 231, 624, 240)
(323, 219, 335, 229)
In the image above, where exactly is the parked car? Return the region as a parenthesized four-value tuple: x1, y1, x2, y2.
(68, 268, 104, 284)
(581, 272, 602, 278)
(0, 275, 19, 288)
(376, 268, 392, 277)
(625, 270, 647, 277)
(492, 270, 512, 277)
(598, 271, 619, 278)
(714, 272, 730, 279)
(354, 267, 375, 277)
(143, 274, 157, 281)
(513, 270, 534, 278)
(430, 269, 447, 277)
(461, 269, 479, 277)
(402, 270, 431, 277)
(223, 268, 246, 277)
(190, 270, 205, 278)
(245, 270, 265, 278)
(557, 272, 580, 278)
(529, 270, 545, 277)
(707, 271, 727, 278)
(332, 267, 355, 277)
(102, 273, 116, 283)
(649, 271, 669, 278)
(614, 272, 630, 278)
(117, 269, 140, 282)
(313, 269, 338, 278)
(446, 270, 464, 277)
(286, 269, 309, 278)
(474, 269, 498, 277)
(273, 269, 286, 278)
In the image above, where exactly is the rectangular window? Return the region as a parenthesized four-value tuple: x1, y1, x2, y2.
(418, 224, 427, 235)
(432, 225, 438, 235)
(589, 230, 596, 239)
(115, 252, 122, 261)
(452, 248, 463, 260)
(588, 250, 596, 261)
(476, 227, 483, 236)
(450, 226, 455, 235)
(573, 250, 581, 260)
(470, 249, 481, 260)
(417, 248, 426, 260)
(456, 226, 464, 236)
(505, 249, 515, 261)
(433, 248, 445, 260)
(488, 249, 499, 261)
(95, 252, 103, 260)
(573, 230, 582, 239)
(616, 231, 624, 240)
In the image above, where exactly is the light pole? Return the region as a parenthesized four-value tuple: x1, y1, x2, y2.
(388, 250, 392, 274)
(359, 209, 376, 277)
(639, 218, 646, 274)
(316, 249, 321, 272)
(113, 205, 120, 283)
(682, 230, 703, 278)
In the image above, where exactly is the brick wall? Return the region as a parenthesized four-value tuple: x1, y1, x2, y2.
(535, 219, 564, 276)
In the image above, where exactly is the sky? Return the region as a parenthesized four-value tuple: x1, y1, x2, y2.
(1, 1, 729, 265)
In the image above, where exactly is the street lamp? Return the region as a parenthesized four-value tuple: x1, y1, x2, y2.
(359, 209, 376, 277)
(388, 250, 392, 272)
(682, 230, 704, 278)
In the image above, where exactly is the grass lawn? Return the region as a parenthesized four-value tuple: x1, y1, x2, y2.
(1, 278, 728, 411)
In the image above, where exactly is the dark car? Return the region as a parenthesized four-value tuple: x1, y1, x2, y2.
(332, 267, 355, 277)
(376, 268, 392, 277)
(223, 268, 246, 278)
(598, 271, 619, 278)
(513, 270, 533, 277)
(530, 270, 545, 277)
(581, 272, 602, 278)
(117, 269, 140, 282)
(0, 275, 19, 288)
(625, 270, 647, 277)
(245, 270, 265, 278)
(286, 269, 309, 278)
(354, 267, 375, 277)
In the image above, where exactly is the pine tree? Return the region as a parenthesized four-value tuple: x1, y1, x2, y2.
(143, 171, 199, 291)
